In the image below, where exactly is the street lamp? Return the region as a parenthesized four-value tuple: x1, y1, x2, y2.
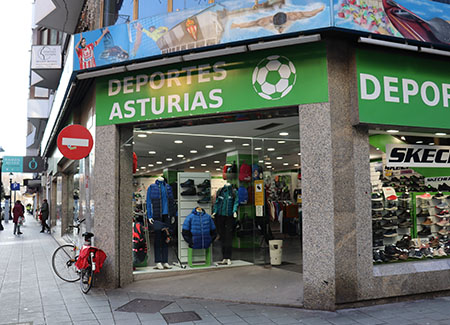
(0, 146, 4, 202)
(9, 172, 13, 220)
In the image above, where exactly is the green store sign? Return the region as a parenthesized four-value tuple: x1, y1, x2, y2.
(357, 48, 450, 129)
(96, 43, 328, 126)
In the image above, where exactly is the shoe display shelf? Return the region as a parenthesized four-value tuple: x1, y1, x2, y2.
(413, 192, 450, 240)
(177, 172, 212, 265)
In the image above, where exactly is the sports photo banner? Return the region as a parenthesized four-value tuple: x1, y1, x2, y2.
(95, 43, 328, 126)
(386, 144, 450, 168)
(75, 0, 450, 71)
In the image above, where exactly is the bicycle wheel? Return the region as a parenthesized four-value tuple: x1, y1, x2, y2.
(52, 244, 80, 282)
(80, 267, 94, 294)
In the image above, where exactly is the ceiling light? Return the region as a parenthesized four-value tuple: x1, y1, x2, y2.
(255, 147, 262, 151)
(201, 163, 207, 167)
(148, 164, 154, 167)
(189, 166, 195, 169)
(177, 154, 184, 158)
(376, 148, 380, 151)
(294, 163, 299, 167)
(435, 132, 447, 136)
(132, 141, 135, 145)
(401, 136, 406, 141)
(267, 148, 275, 151)
(298, 153, 301, 156)
(140, 167, 146, 169)
(265, 161, 272, 165)
(149, 151, 156, 154)
(258, 160, 263, 163)
(416, 141, 423, 144)
(279, 132, 289, 136)
(166, 158, 173, 161)
(276, 157, 283, 160)
(242, 143, 250, 147)
(387, 130, 399, 133)
(190, 150, 198, 153)
(124, 143, 132, 147)
(156, 161, 162, 164)
(174, 140, 183, 144)
(224, 139, 233, 143)
(283, 163, 289, 166)
(214, 160, 220, 164)
(429, 143, 435, 145)
(205, 170, 210, 173)
(277, 140, 286, 144)
(137, 134, 147, 138)
(216, 168, 221, 171)
(205, 145, 214, 149)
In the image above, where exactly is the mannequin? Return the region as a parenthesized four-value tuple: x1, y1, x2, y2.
(147, 176, 176, 270)
(213, 183, 239, 265)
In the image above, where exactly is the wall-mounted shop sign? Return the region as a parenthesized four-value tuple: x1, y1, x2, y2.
(386, 144, 450, 168)
(357, 48, 450, 129)
(96, 43, 328, 126)
(2, 156, 45, 173)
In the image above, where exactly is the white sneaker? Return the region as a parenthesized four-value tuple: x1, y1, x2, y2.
(163, 263, 172, 269)
(226, 259, 231, 265)
(154, 262, 164, 270)
(217, 259, 231, 265)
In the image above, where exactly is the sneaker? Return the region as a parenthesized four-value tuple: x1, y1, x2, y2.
(384, 229, 398, 237)
(372, 201, 384, 211)
(398, 220, 413, 228)
(154, 262, 164, 270)
(217, 259, 231, 266)
(429, 236, 440, 248)
(371, 193, 383, 201)
(416, 210, 430, 218)
(17, 232, 23, 235)
(435, 202, 449, 210)
(197, 188, 211, 196)
(180, 179, 195, 188)
(436, 218, 449, 227)
(438, 229, 449, 236)
(391, 177, 401, 183)
(372, 211, 383, 221)
(373, 239, 384, 248)
(436, 210, 450, 218)
(383, 212, 398, 220)
(417, 193, 432, 200)
(398, 193, 411, 201)
(162, 263, 172, 269)
(387, 195, 398, 201)
(420, 247, 434, 258)
(397, 210, 412, 220)
(382, 220, 398, 229)
(373, 250, 383, 263)
(422, 218, 434, 226)
(409, 248, 423, 259)
(418, 227, 431, 237)
(373, 230, 384, 240)
(385, 244, 402, 257)
(438, 247, 447, 256)
(197, 179, 211, 189)
(181, 187, 197, 196)
(197, 196, 211, 204)
(396, 235, 412, 249)
(433, 192, 446, 200)
(385, 201, 398, 211)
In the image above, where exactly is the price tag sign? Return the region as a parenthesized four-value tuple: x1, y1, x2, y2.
(255, 180, 264, 206)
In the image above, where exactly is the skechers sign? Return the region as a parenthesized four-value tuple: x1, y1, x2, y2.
(386, 144, 450, 168)
(95, 43, 328, 126)
(357, 48, 450, 129)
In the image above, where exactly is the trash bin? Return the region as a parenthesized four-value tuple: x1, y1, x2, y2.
(269, 240, 283, 265)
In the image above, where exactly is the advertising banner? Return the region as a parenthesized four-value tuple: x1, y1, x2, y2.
(74, 0, 330, 71)
(31, 45, 61, 69)
(357, 48, 450, 129)
(74, 0, 449, 72)
(334, 0, 450, 47)
(95, 42, 328, 126)
(2, 156, 45, 173)
(386, 144, 450, 167)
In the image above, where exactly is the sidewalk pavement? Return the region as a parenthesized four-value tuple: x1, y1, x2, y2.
(1, 215, 450, 325)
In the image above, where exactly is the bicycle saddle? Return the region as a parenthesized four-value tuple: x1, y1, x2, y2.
(82, 232, 94, 240)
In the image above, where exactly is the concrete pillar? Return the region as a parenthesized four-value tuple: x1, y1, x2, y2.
(50, 178, 57, 229)
(300, 38, 371, 310)
(93, 124, 133, 288)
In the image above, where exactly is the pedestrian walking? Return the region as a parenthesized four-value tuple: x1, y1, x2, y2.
(40, 199, 50, 233)
(12, 200, 24, 235)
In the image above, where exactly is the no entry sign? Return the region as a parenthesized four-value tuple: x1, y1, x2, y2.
(57, 125, 93, 160)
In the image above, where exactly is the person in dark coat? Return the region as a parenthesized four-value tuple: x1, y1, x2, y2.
(40, 199, 50, 233)
(12, 200, 24, 235)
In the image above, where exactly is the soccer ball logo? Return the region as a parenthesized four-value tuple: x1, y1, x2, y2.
(252, 55, 297, 100)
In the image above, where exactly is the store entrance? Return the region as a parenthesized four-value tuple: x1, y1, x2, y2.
(131, 111, 302, 303)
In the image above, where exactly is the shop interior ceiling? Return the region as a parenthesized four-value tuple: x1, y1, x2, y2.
(133, 117, 301, 176)
(369, 130, 450, 161)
